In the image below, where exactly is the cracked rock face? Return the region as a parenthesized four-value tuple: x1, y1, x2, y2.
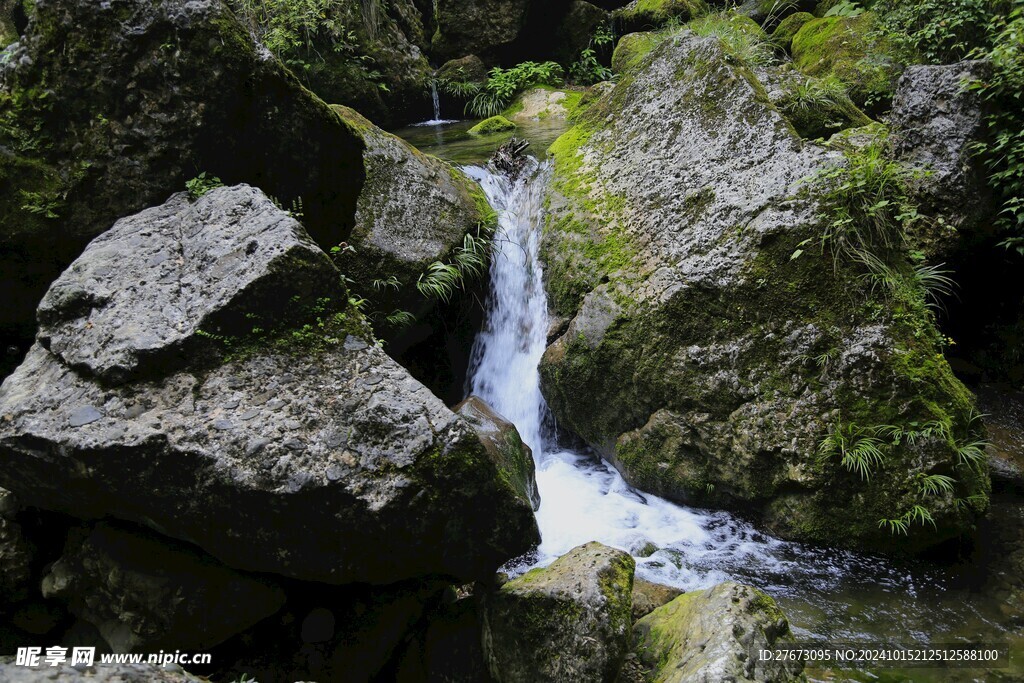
(0, 185, 540, 585)
(37, 185, 339, 385)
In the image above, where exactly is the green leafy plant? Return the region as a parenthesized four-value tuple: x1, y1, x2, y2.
(416, 232, 489, 302)
(818, 422, 890, 480)
(968, 3, 1024, 255)
(467, 61, 565, 118)
(185, 172, 223, 200)
(878, 504, 935, 534)
(570, 48, 614, 85)
(875, 0, 993, 64)
(19, 189, 62, 219)
(915, 472, 956, 495)
(825, 0, 864, 18)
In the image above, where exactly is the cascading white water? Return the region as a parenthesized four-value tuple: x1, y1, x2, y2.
(431, 79, 442, 122)
(463, 161, 928, 623)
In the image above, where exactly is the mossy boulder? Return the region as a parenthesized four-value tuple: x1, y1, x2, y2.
(771, 11, 814, 51)
(0, 0, 365, 377)
(539, 31, 989, 553)
(791, 14, 902, 112)
(614, 0, 708, 33)
(769, 69, 873, 139)
(233, 0, 434, 126)
(456, 396, 541, 510)
(611, 31, 668, 74)
(469, 115, 519, 134)
(503, 87, 583, 122)
(330, 105, 492, 341)
(633, 582, 804, 682)
(437, 54, 490, 90)
(482, 542, 635, 683)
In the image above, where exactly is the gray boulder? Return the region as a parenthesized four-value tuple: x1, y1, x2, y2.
(41, 523, 286, 652)
(482, 542, 635, 683)
(889, 60, 993, 256)
(456, 396, 540, 510)
(539, 31, 988, 552)
(0, 185, 540, 585)
(37, 185, 339, 385)
(633, 582, 803, 682)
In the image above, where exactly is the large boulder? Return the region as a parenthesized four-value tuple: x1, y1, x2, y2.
(431, 0, 532, 61)
(539, 32, 989, 552)
(41, 522, 286, 652)
(0, 0, 365, 368)
(330, 105, 495, 401)
(0, 185, 540, 585)
(889, 60, 993, 256)
(632, 582, 804, 682)
(482, 542, 635, 683)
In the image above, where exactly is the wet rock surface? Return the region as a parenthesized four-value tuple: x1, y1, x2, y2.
(482, 541, 635, 683)
(633, 582, 803, 682)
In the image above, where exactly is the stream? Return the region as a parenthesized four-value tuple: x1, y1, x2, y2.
(398, 121, 1024, 682)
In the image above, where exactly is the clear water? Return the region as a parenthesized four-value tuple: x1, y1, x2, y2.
(409, 80, 459, 127)
(459, 159, 1024, 682)
(392, 117, 570, 165)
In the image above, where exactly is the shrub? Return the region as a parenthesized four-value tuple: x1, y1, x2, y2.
(467, 62, 564, 118)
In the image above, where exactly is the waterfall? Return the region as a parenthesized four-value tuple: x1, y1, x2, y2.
(462, 160, 921, 614)
(431, 79, 442, 122)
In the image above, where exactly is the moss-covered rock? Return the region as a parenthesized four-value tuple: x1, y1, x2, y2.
(614, 0, 708, 33)
(539, 31, 989, 553)
(770, 70, 873, 139)
(431, 0, 531, 61)
(482, 542, 635, 682)
(791, 14, 902, 112)
(228, 0, 434, 126)
(503, 87, 583, 122)
(611, 31, 668, 74)
(437, 54, 490, 90)
(631, 578, 682, 621)
(0, 0, 365, 377)
(331, 105, 491, 335)
(771, 10, 814, 51)
(633, 582, 803, 682)
(469, 115, 519, 134)
(456, 395, 541, 510)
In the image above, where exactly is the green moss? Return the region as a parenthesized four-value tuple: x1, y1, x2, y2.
(468, 115, 517, 135)
(771, 11, 814, 52)
(618, 0, 709, 29)
(791, 14, 901, 111)
(611, 31, 668, 75)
